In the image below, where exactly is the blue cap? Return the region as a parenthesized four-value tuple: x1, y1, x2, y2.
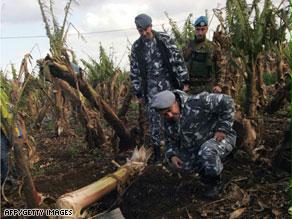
(193, 16, 208, 27)
(150, 90, 176, 110)
(135, 14, 152, 29)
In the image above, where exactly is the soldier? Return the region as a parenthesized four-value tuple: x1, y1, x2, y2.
(130, 14, 189, 162)
(183, 16, 222, 94)
(151, 90, 236, 198)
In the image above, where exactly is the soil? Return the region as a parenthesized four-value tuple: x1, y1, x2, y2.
(1, 114, 291, 219)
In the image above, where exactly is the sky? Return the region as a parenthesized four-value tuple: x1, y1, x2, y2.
(0, 0, 284, 75)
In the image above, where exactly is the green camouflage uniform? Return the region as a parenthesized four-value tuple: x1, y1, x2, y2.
(183, 38, 221, 94)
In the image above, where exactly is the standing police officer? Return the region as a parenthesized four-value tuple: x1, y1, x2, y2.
(183, 16, 222, 94)
(130, 14, 189, 162)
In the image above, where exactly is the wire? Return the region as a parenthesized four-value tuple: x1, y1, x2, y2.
(0, 20, 187, 40)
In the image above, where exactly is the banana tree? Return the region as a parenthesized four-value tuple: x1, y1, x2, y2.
(165, 12, 194, 49)
(38, 0, 135, 148)
(81, 45, 130, 113)
(0, 56, 44, 208)
(38, 0, 81, 136)
(57, 78, 106, 148)
(38, 56, 134, 148)
(225, 0, 288, 117)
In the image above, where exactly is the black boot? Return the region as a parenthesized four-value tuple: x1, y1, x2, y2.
(201, 175, 223, 199)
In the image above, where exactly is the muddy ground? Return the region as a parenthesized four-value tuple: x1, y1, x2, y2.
(1, 113, 291, 219)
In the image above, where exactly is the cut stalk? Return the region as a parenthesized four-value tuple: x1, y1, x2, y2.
(56, 147, 151, 218)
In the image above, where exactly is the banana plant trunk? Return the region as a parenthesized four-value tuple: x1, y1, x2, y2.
(57, 79, 106, 147)
(276, 54, 284, 82)
(56, 147, 151, 218)
(256, 55, 265, 106)
(42, 58, 133, 148)
(13, 116, 43, 209)
(34, 100, 51, 129)
(118, 87, 133, 118)
(233, 58, 245, 103)
(53, 78, 71, 136)
(246, 60, 258, 118)
(10, 77, 44, 209)
(27, 92, 38, 119)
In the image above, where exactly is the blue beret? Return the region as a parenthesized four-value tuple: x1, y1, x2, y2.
(135, 14, 152, 29)
(150, 90, 176, 110)
(193, 16, 208, 27)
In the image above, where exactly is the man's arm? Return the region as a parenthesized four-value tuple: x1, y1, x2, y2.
(164, 120, 180, 160)
(202, 93, 235, 134)
(130, 44, 143, 98)
(163, 34, 190, 88)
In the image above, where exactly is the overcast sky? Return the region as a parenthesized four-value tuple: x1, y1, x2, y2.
(0, 0, 284, 74)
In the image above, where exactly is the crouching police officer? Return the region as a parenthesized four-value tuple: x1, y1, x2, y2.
(151, 90, 236, 198)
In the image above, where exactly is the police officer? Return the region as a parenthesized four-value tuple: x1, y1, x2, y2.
(130, 14, 189, 162)
(151, 90, 236, 198)
(183, 16, 222, 94)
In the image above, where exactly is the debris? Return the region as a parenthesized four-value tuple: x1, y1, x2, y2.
(229, 207, 246, 219)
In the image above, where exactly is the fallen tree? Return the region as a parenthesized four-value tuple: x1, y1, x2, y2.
(38, 56, 134, 148)
(57, 78, 106, 148)
(56, 147, 151, 218)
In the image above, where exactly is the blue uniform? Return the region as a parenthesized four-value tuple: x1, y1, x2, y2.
(164, 90, 236, 177)
(130, 31, 189, 147)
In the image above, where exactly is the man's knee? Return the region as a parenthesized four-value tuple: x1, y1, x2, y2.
(198, 139, 224, 177)
(199, 138, 233, 159)
(198, 139, 219, 159)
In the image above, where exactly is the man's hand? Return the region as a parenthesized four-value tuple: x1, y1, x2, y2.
(171, 156, 183, 169)
(182, 84, 190, 92)
(214, 131, 226, 142)
(212, 85, 222, 93)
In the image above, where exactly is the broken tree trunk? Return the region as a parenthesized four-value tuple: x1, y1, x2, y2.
(53, 78, 72, 136)
(9, 66, 44, 209)
(233, 109, 262, 161)
(40, 58, 133, 148)
(117, 86, 133, 118)
(57, 79, 106, 147)
(13, 141, 42, 208)
(27, 92, 38, 119)
(56, 147, 151, 218)
(34, 100, 51, 129)
(13, 116, 43, 208)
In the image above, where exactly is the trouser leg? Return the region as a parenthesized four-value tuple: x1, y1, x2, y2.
(196, 137, 234, 198)
(198, 137, 234, 177)
(147, 106, 161, 161)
